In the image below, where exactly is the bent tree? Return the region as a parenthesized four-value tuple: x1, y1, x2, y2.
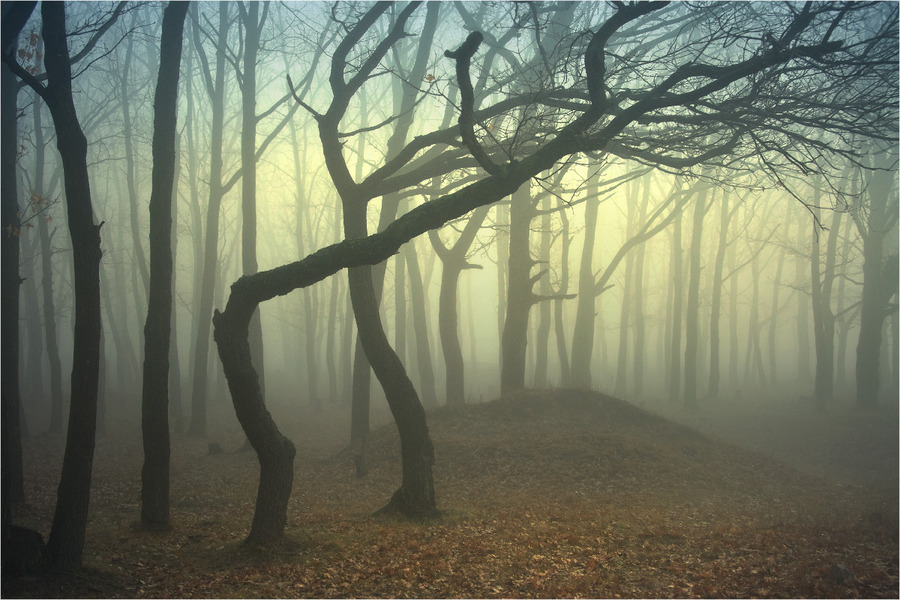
(213, 1, 896, 543)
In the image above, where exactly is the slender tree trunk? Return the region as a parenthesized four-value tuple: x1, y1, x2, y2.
(727, 227, 740, 391)
(707, 194, 729, 400)
(855, 166, 895, 409)
(632, 182, 649, 401)
(189, 3, 229, 437)
(744, 255, 767, 388)
(614, 250, 634, 398)
(21, 241, 43, 426)
(405, 239, 437, 407)
(683, 185, 710, 409)
(500, 183, 536, 394)
(570, 171, 600, 389)
(326, 207, 341, 402)
(120, 16, 150, 305)
(140, 0, 188, 530)
(669, 212, 684, 402)
(430, 205, 489, 406)
(767, 203, 788, 390)
(795, 214, 812, 391)
(169, 133, 184, 433)
(37, 2, 108, 569)
(534, 198, 552, 387)
(394, 242, 407, 364)
(834, 212, 855, 392)
(240, 1, 266, 401)
(552, 198, 571, 387)
(495, 201, 509, 345)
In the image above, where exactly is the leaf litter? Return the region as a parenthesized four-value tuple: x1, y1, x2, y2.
(6, 388, 897, 598)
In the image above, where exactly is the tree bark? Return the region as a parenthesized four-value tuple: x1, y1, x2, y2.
(1, 28, 25, 508)
(140, 0, 188, 530)
(16, 1, 114, 569)
(239, 0, 266, 402)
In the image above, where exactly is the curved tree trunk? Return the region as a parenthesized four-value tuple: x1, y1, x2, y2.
(213, 303, 295, 544)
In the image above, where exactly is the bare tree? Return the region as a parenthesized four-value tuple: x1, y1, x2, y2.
(213, 0, 897, 543)
(140, 0, 189, 531)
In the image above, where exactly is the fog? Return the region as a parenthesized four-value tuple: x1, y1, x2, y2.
(3, 1, 898, 594)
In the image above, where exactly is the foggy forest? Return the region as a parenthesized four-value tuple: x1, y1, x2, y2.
(1, 1, 898, 597)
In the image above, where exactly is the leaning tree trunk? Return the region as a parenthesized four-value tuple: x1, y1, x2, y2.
(140, 0, 188, 530)
(213, 300, 296, 545)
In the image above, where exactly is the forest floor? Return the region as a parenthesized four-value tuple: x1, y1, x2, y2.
(5, 388, 898, 598)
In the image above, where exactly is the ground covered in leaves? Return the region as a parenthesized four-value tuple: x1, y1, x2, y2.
(5, 389, 898, 598)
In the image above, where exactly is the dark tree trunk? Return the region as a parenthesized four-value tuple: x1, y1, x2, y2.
(854, 164, 898, 409)
(141, 0, 188, 530)
(26, 2, 110, 569)
(239, 1, 266, 401)
(1, 35, 25, 507)
(213, 302, 295, 545)
(501, 183, 536, 394)
(810, 201, 842, 409)
(348, 3, 439, 472)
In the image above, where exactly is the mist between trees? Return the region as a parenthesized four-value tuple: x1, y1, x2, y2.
(1, 0, 897, 566)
